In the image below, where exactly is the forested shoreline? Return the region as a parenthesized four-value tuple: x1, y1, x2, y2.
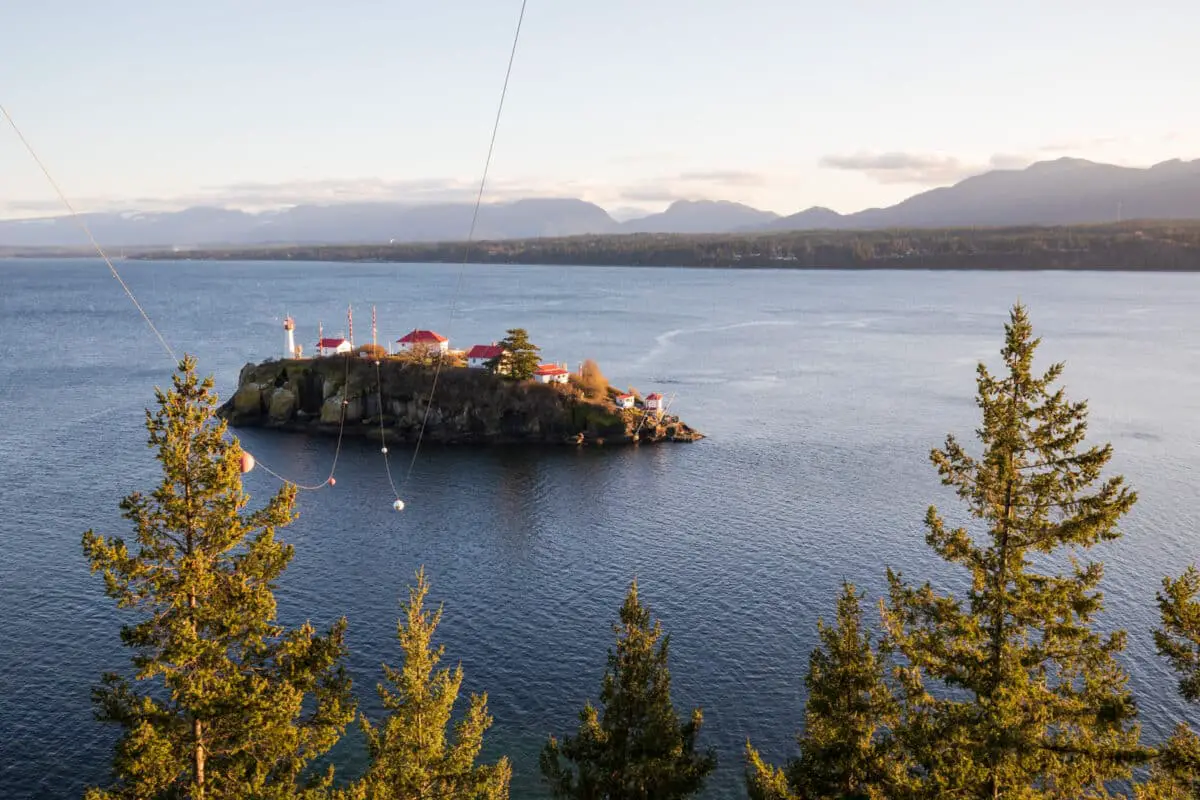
(115, 221, 1200, 270)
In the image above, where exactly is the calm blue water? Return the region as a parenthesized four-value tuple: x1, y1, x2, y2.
(1, 259, 1198, 798)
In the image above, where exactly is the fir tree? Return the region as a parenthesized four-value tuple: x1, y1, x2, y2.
(745, 583, 904, 800)
(1137, 568, 1200, 797)
(881, 304, 1148, 798)
(349, 567, 511, 800)
(540, 579, 716, 800)
(81, 356, 355, 800)
(489, 328, 540, 380)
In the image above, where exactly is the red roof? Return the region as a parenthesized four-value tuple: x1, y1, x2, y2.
(398, 329, 447, 343)
(318, 338, 348, 348)
(466, 344, 504, 359)
(615, 393, 635, 400)
(645, 392, 664, 400)
(534, 363, 570, 376)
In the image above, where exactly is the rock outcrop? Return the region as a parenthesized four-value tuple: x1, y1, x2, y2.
(218, 356, 703, 447)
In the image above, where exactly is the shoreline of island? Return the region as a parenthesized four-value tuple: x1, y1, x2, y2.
(8, 220, 1200, 271)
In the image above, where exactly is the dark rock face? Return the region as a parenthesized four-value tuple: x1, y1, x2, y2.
(218, 356, 703, 447)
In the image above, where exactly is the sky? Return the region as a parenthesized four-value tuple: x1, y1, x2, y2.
(2, 0, 1198, 220)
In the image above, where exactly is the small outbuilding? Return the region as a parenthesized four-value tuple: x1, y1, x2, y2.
(397, 329, 449, 354)
(533, 363, 570, 384)
(317, 337, 353, 356)
(466, 343, 505, 370)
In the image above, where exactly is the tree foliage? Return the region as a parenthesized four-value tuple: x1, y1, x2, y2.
(81, 355, 355, 800)
(347, 567, 511, 800)
(575, 359, 610, 400)
(881, 304, 1148, 798)
(1137, 567, 1200, 797)
(540, 580, 716, 800)
(490, 328, 541, 381)
(745, 583, 904, 800)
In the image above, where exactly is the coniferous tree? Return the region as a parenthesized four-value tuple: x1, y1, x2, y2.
(540, 580, 716, 800)
(1137, 568, 1200, 797)
(881, 304, 1148, 798)
(81, 355, 355, 800)
(489, 328, 540, 380)
(348, 567, 511, 800)
(745, 583, 905, 800)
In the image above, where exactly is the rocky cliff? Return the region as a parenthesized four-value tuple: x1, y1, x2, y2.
(218, 356, 703, 446)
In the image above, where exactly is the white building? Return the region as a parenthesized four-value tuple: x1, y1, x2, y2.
(397, 329, 449, 355)
(533, 363, 570, 384)
(614, 393, 636, 409)
(644, 392, 665, 414)
(317, 337, 353, 356)
(466, 343, 504, 369)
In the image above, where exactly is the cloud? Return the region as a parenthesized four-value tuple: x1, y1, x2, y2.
(610, 169, 772, 207)
(0, 176, 585, 218)
(818, 151, 1033, 185)
(0, 167, 781, 220)
(676, 170, 767, 186)
(1039, 136, 1123, 152)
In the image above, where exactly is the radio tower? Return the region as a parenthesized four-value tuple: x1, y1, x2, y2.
(372, 305, 378, 349)
(348, 304, 354, 348)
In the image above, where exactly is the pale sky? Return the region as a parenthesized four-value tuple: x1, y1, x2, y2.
(2, 0, 1197, 220)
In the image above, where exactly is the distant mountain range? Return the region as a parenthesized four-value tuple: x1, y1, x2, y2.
(3, 157, 1199, 248)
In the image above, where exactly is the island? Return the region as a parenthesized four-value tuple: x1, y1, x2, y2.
(130, 222, 1200, 271)
(219, 353, 702, 447)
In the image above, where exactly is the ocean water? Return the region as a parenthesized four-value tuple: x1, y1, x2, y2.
(1, 259, 1198, 798)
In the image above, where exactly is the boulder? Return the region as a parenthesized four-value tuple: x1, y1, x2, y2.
(320, 393, 344, 424)
(268, 388, 296, 422)
(232, 385, 262, 416)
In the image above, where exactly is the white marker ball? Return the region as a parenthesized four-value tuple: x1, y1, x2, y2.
(393, 499, 405, 512)
(381, 446, 389, 454)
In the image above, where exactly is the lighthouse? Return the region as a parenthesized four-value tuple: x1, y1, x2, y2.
(283, 316, 296, 359)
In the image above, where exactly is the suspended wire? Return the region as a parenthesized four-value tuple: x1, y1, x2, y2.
(389, 0, 530, 495)
(0, 102, 347, 492)
(373, 358, 402, 501)
(254, 352, 353, 490)
(1, 103, 178, 364)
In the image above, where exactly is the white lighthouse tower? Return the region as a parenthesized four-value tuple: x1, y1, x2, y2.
(283, 316, 296, 359)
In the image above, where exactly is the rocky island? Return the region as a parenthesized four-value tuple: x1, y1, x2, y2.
(219, 354, 703, 447)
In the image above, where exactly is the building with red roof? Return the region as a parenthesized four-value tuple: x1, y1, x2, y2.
(466, 343, 505, 369)
(533, 363, 570, 385)
(397, 329, 449, 355)
(317, 337, 352, 356)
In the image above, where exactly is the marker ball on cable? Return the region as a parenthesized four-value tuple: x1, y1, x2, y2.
(240, 452, 256, 474)
(393, 499, 405, 512)
(328, 477, 336, 486)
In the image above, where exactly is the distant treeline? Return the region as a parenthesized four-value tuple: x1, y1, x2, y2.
(122, 220, 1200, 270)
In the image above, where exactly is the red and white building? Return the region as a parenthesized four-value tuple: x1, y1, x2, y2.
(466, 343, 504, 370)
(644, 392, 665, 414)
(317, 337, 353, 356)
(397, 329, 449, 355)
(614, 393, 636, 409)
(533, 363, 570, 384)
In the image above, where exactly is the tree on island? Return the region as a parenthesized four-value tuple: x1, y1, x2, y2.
(540, 580, 716, 800)
(745, 583, 906, 800)
(881, 304, 1149, 797)
(81, 356, 355, 800)
(345, 567, 511, 800)
(575, 359, 610, 400)
(488, 328, 540, 380)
